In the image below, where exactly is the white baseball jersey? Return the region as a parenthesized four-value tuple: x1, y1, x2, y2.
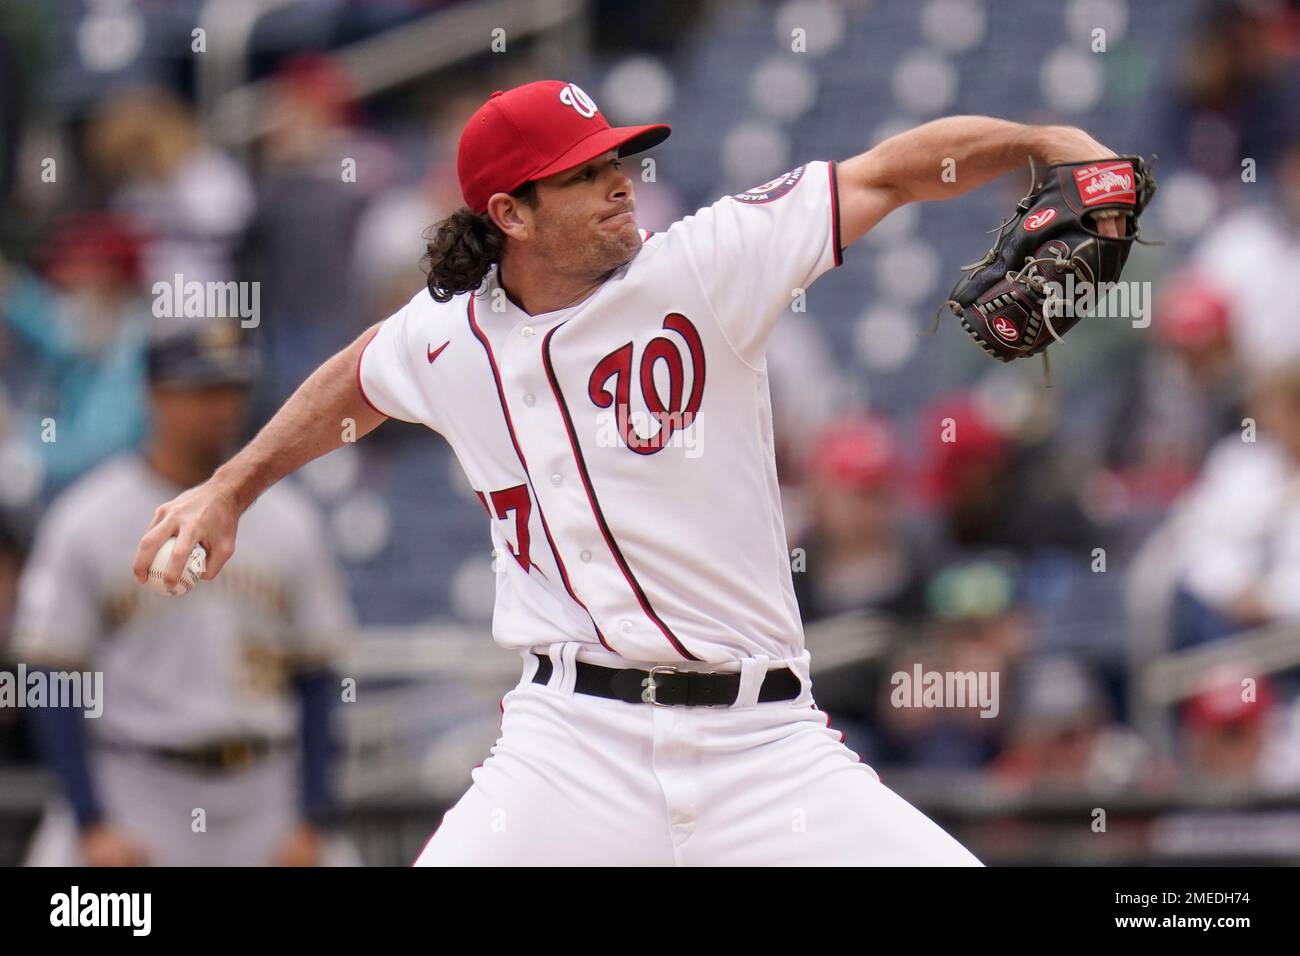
(359, 161, 843, 663)
(13, 454, 354, 747)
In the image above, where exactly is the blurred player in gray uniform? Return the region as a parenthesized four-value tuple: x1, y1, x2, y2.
(14, 321, 356, 866)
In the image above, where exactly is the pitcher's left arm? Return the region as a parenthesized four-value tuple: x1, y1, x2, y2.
(834, 117, 1123, 245)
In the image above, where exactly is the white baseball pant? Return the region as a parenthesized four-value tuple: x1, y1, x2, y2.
(414, 643, 981, 866)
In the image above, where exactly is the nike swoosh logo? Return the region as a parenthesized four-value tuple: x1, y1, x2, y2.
(427, 341, 449, 364)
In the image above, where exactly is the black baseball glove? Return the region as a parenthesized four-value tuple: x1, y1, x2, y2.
(941, 156, 1157, 364)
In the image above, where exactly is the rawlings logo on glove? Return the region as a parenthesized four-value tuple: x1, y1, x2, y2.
(1074, 162, 1136, 205)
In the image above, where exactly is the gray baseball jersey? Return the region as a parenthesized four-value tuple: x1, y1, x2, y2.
(13, 454, 354, 748)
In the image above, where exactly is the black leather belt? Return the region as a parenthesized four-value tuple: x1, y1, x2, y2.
(101, 737, 293, 773)
(531, 653, 801, 707)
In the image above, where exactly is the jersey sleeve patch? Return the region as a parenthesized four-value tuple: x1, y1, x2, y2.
(732, 165, 807, 204)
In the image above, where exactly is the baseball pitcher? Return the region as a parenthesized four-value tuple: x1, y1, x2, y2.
(134, 81, 1140, 865)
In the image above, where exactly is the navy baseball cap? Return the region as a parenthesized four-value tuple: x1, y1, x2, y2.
(147, 321, 259, 387)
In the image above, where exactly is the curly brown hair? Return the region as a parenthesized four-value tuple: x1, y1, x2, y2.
(422, 181, 538, 302)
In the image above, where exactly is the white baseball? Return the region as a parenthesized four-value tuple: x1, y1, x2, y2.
(145, 537, 207, 596)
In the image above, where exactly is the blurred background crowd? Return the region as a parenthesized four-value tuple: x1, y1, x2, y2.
(1, 0, 1300, 865)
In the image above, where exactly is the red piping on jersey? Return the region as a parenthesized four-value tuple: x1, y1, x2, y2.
(814, 702, 864, 765)
(821, 705, 847, 745)
(541, 323, 700, 662)
(828, 161, 844, 267)
(356, 326, 395, 419)
(465, 295, 614, 653)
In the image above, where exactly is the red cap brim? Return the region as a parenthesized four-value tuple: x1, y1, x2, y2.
(530, 123, 671, 181)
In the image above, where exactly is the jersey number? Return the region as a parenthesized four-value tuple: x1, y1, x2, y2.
(587, 312, 706, 455)
(475, 484, 536, 573)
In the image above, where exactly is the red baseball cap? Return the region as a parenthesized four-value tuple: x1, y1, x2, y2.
(42, 211, 142, 285)
(1185, 674, 1275, 729)
(274, 52, 357, 123)
(457, 80, 670, 214)
(918, 395, 1013, 504)
(1154, 275, 1232, 350)
(810, 415, 899, 491)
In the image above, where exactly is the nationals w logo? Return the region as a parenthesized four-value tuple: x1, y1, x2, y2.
(588, 313, 705, 455)
(559, 82, 599, 118)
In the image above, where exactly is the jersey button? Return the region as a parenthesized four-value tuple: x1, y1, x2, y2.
(620, 620, 633, 632)
(550, 473, 562, 486)
(523, 393, 535, 406)
(580, 550, 591, 562)
(521, 326, 535, 337)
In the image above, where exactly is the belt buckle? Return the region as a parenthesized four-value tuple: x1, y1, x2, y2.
(640, 665, 678, 706)
(220, 740, 255, 770)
